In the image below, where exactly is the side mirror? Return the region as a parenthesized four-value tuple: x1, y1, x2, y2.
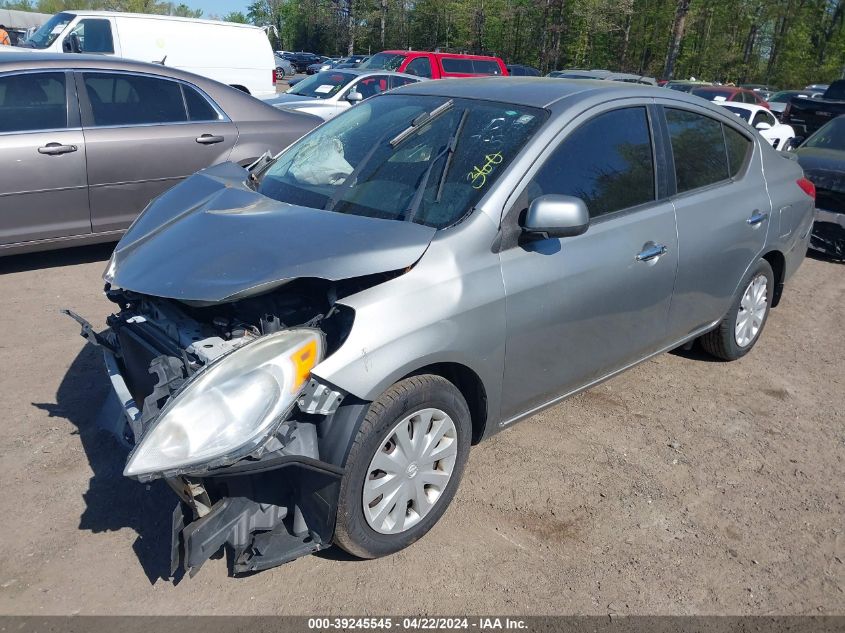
(755, 121, 773, 131)
(346, 90, 364, 104)
(521, 195, 590, 239)
(63, 32, 81, 53)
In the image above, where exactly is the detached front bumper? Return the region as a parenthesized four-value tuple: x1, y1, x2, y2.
(170, 455, 343, 576)
(99, 340, 347, 577)
(810, 208, 845, 259)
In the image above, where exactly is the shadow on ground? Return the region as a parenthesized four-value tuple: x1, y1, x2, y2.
(0, 243, 115, 275)
(33, 342, 177, 584)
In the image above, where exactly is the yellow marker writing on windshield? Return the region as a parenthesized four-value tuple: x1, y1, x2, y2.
(467, 152, 504, 189)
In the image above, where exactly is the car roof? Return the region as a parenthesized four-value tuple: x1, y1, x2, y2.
(378, 49, 503, 61)
(717, 102, 766, 114)
(49, 10, 259, 28)
(0, 51, 200, 75)
(692, 86, 744, 93)
(390, 76, 707, 110)
(315, 68, 421, 80)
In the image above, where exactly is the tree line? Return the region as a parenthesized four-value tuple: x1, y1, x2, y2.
(4, 0, 844, 87)
(243, 0, 845, 86)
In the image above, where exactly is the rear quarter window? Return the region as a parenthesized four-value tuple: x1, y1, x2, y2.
(724, 125, 753, 177)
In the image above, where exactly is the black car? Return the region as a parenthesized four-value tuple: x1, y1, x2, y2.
(793, 115, 845, 259)
(334, 55, 368, 69)
(506, 64, 541, 76)
(287, 52, 322, 74)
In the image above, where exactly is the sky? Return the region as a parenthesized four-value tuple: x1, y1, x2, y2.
(187, 0, 250, 19)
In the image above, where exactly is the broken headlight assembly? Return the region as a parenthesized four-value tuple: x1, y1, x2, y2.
(124, 329, 324, 480)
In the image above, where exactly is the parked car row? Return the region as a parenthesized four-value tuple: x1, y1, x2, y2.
(266, 69, 424, 120)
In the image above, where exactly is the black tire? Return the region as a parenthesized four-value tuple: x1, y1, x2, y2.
(334, 374, 471, 559)
(700, 258, 774, 361)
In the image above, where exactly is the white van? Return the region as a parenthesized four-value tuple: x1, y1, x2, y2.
(7, 11, 276, 97)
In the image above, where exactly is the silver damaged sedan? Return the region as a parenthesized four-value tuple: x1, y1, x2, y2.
(68, 78, 815, 576)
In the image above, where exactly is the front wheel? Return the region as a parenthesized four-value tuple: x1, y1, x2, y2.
(333, 375, 471, 559)
(700, 258, 774, 360)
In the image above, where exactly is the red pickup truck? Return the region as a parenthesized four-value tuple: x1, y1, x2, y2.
(359, 50, 508, 79)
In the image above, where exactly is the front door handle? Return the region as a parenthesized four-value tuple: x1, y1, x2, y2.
(747, 210, 769, 226)
(196, 134, 224, 145)
(38, 143, 77, 155)
(636, 243, 668, 262)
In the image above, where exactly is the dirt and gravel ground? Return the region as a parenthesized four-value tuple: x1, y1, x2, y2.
(0, 245, 842, 616)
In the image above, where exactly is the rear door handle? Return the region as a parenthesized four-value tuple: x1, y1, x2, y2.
(38, 143, 77, 155)
(636, 243, 668, 262)
(747, 210, 769, 226)
(196, 134, 224, 145)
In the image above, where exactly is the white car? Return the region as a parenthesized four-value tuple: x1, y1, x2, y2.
(263, 69, 424, 121)
(718, 102, 796, 150)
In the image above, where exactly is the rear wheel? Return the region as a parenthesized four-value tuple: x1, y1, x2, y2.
(701, 258, 774, 360)
(333, 375, 471, 559)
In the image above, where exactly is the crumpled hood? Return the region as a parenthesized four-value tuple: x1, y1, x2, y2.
(109, 162, 436, 304)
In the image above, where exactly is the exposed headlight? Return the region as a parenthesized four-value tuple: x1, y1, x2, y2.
(124, 329, 324, 479)
(103, 251, 118, 284)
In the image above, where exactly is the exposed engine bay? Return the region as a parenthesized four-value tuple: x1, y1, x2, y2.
(65, 275, 393, 577)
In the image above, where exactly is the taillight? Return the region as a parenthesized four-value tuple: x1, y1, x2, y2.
(272, 70, 277, 85)
(797, 177, 816, 200)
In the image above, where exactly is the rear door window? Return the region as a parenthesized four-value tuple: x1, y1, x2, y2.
(82, 72, 187, 126)
(440, 58, 474, 74)
(390, 75, 418, 89)
(665, 108, 729, 192)
(0, 72, 67, 133)
(527, 106, 655, 218)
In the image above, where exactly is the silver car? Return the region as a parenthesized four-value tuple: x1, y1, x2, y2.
(264, 68, 424, 120)
(0, 53, 319, 255)
(68, 77, 814, 576)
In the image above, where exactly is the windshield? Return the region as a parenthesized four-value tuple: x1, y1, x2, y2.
(286, 72, 354, 99)
(722, 106, 751, 122)
(359, 52, 406, 71)
(804, 117, 845, 152)
(23, 12, 72, 49)
(257, 95, 545, 229)
(667, 83, 696, 92)
(769, 91, 799, 102)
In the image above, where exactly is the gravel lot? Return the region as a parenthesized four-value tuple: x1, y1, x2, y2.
(0, 244, 842, 616)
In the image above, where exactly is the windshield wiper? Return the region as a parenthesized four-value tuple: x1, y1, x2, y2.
(404, 108, 468, 222)
(390, 99, 454, 148)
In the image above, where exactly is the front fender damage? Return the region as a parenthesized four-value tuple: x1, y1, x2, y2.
(63, 291, 372, 577)
(167, 400, 369, 576)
